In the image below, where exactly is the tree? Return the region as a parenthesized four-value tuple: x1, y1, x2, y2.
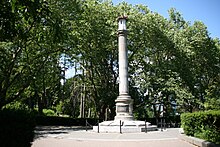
(59, 1, 220, 119)
(0, 0, 66, 110)
(2, 0, 219, 118)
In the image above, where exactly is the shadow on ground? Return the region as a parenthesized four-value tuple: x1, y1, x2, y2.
(34, 126, 91, 139)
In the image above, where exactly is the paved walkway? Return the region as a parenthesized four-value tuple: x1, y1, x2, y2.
(32, 126, 196, 147)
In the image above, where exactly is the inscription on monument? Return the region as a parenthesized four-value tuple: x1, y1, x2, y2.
(117, 105, 129, 113)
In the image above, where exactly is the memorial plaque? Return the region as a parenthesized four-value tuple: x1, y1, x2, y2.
(117, 105, 129, 113)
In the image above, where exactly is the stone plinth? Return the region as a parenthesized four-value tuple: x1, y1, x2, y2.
(93, 120, 157, 133)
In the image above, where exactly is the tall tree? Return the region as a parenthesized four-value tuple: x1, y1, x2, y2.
(0, 0, 66, 110)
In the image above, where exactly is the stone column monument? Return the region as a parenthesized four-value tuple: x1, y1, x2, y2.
(93, 16, 157, 133)
(115, 16, 134, 121)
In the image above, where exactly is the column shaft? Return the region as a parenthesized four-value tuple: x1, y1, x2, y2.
(118, 32, 128, 95)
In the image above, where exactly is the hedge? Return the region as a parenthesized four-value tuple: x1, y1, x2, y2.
(181, 110, 220, 144)
(0, 109, 36, 147)
(0, 109, 101, 147)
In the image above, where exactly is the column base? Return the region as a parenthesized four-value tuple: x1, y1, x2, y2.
(115, 94, 134, 121)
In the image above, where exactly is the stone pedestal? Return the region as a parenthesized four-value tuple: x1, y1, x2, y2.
(93, 120, 157, 133)
(114, 95, 133, 121)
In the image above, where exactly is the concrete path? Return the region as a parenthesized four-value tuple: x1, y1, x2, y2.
(32, 126, 196, 147)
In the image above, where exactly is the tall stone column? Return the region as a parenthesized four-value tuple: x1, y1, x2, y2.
(92, 16, 157, 132)
(115, 16, 134, 121)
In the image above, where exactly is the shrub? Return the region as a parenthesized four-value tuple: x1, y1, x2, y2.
(181, 110, 220, 144)
(194, 125, 220, 144)
(3, 101, 31, 111)
(43, 109, 57, 116)
(0, 108, 36, 147)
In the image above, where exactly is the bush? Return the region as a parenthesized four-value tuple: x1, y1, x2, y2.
(4, 101, 30, 110)
(0, 108, 36, 147)
(181, 110, 220, 144)
(43, 109, 57, 116)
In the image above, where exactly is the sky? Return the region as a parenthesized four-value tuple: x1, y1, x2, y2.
(112, 0, 220, 39)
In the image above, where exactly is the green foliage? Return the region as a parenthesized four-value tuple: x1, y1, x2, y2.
(4, 101, 30, 111)
(181, 110, 220, 144)
(0, 0, 63, 110)
(55, 101, 64, 115)
(55, 90, 80, 117)
(195, 125, 220, 145)
(43, 109, 57, 116)
(204, 98, 220, 110)
(58, 0, 220, 118)
(1, 0, 220, 120)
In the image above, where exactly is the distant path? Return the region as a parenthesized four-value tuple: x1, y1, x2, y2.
(32, 127, 196, 147)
